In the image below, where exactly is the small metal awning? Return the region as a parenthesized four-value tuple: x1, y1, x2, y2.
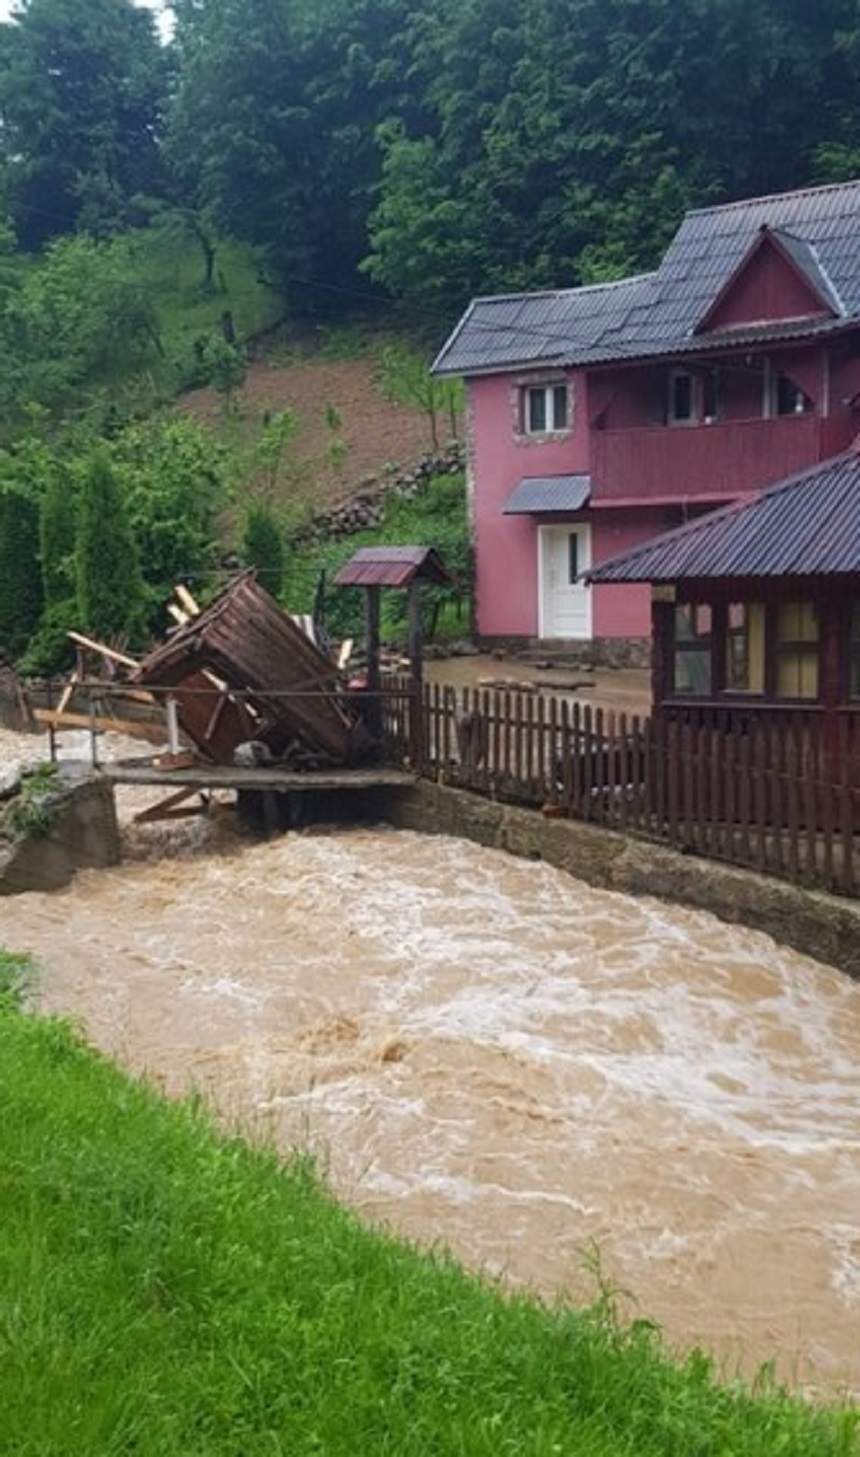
(503, 475, 591, 516)
(334, 545, 451, 588)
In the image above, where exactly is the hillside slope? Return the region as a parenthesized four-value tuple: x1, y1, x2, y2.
(183, 354, 457, 512)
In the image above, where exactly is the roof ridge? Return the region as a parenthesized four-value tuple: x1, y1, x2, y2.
(685, 177, 860, 219)
(470, 272, 656, 308)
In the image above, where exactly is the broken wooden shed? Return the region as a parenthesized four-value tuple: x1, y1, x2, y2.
(133, 572, 368, 766)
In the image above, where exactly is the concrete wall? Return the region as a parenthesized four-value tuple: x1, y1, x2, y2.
(369, 781, 860, 980)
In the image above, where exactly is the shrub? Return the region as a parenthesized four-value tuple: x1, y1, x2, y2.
(242, 500, 285, 598)
(0, 488, 43, 660)
(75, 451, 145, 644)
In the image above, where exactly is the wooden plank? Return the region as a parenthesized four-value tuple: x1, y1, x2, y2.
(67, 632, 138, 669)
(820, 733, 835, 890)
(536, 693, 546, 802)
(769, 721, 785, 878)
(605, 711, 618, 827)
(107, 766, 417, 790)
(724, 729, 736, 865)
(561, 700, 573, 813)
(802, 725, 818, 881)
(175, 584, 201, 617)
(786, 723, 800, 882)
(169, 604, 190, 627)
(133, 787, 200, 825)
(738, 729, 752, 864)
(56, 671, 79, 717)
(492, 690, 502, 797)
(547, 696, 559, 808)
(681, 723, 695, 851)
(667, 719, 680, 848)
(753, 723, 767, 873)
(838, 717, 854, 895)
(34, 708, 165, 744)
(708, 726, 721, 860)
(581, 704, 593, 821)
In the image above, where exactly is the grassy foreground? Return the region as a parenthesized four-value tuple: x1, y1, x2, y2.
(0, 955, 856, 1457)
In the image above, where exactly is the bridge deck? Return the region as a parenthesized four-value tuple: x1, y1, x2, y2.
(103, 765, 416, 793)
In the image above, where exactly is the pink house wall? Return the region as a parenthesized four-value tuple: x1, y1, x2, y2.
(470, 371, 675, 639)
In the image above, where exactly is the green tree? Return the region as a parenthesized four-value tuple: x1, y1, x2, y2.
(39, 466, 76, 605)
(167, 0, 420, 309)
(75, 451, 144, 643)
(0, 234, 162, 424)
(377, 342, 463, 449)
(0, 488, 42, 659)
(242, 501, 284, 598)
(0, 0, 168, 247)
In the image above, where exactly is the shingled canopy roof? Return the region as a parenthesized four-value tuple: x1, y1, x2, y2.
(587, 450, 860, 584)
(334, 546, 451, 588)
(433, 179, 860, 377)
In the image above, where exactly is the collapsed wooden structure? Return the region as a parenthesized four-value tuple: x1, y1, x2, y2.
(133, 573, 371, 767)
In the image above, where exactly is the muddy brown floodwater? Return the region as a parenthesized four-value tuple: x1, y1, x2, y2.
(2, 762, 860, 1398)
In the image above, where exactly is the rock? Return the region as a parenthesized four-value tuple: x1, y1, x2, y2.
(0, 765, 121, 896)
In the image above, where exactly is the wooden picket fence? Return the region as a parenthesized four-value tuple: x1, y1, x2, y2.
(382, 679, 860, 898)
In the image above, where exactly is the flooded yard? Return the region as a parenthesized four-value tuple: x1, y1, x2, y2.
(2, 803, 859, 1398)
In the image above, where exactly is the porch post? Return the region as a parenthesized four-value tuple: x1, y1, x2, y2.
(408, 580, 425, 771)
(364, 585, 382, 739)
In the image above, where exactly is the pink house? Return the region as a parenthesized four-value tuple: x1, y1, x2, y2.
(432, 180, 860, 662)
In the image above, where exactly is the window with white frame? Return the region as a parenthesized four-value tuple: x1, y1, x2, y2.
(667, 367, 720, 426)
(522, 382, 570, 435)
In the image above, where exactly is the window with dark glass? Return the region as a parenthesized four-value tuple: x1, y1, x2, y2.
(702, 369, 720, 423)
(669, 370, 695, 424)
(523, 383, 570, 434)
(775, 600, 819, 699)
(568, 533, 579, 584)
(673, 603, 712, 695)
(725, 602, 765, 693)
(849, 605, 860, 699)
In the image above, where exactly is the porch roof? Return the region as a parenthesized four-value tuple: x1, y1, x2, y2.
(588, 449, 860, 582)
(503, 474, 591, 515)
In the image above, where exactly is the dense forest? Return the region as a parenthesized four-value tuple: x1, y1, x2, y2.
(4, 0, 860, 316)
(2, 0, 860, 665)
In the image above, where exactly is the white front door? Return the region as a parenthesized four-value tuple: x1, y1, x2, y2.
(539, 524, 592, 639)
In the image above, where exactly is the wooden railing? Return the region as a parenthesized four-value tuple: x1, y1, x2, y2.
(382, 680, 860, 898)
(590, 413, 850, 503)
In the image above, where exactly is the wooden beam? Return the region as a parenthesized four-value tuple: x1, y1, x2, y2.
(67, 632, 139, 669)
(364, 586, 382, 738)
(34, 709, 165, 744)
(133, 787, 200, 824)
(175, 584, 201, 617)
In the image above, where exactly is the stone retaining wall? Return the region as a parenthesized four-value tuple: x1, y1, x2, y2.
(0, 765, 121, 896)
(369, 780, 860, 979)
(290, 440, 465, 547)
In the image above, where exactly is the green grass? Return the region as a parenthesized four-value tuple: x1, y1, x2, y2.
(0, 955, 857, 1456)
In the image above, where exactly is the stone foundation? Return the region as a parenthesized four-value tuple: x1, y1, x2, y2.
(366, 781, 860, 979)
(478, 635, 651, 669)
(0, 764, 121, 896)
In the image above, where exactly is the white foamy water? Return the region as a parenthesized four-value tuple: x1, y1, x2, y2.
(2, 747, 860, 1395)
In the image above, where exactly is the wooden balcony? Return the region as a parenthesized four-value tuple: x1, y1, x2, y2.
(590, 414, 849, 504)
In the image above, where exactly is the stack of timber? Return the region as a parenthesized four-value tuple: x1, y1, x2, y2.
(133, 572, 370, 766)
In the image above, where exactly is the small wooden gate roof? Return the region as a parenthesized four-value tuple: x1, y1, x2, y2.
(334, 546, 451, 588)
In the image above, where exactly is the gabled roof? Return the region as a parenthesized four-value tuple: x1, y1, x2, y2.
(693, 225, 843, 332)
(433, 179, 860, 377)
(587, 450, 860, 583)
(334, 546, 451, 588)
(503, 475, 590, 515)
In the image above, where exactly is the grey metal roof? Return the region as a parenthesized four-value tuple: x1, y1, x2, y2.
(587, 451, 860, 582)
(433, 179, 860, 376)
(503, 475, 591, 515)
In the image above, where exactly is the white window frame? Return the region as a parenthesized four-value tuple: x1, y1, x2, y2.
(522, 381, 571, 436)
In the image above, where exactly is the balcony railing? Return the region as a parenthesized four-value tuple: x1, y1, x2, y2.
(590, 413, 850, 503)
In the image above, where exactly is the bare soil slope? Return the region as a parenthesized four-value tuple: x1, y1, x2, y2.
(183, 356, 455, 510)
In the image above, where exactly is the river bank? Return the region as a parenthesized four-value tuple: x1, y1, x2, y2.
(0, 965, 855, 1457)
(4, 822, 860, 1399)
